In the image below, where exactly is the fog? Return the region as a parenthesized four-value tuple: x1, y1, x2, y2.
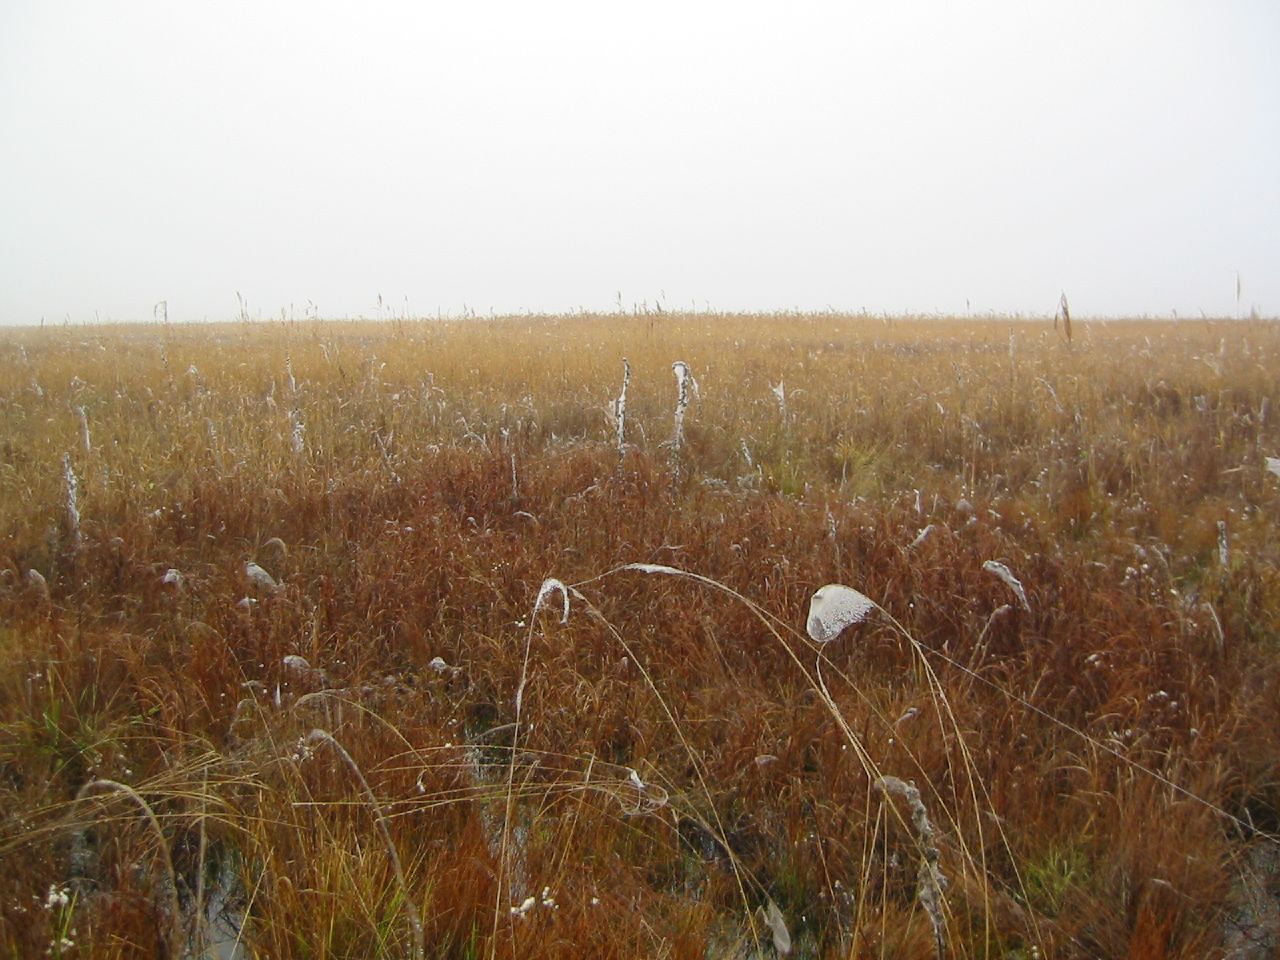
(2, 1, 1277, 324)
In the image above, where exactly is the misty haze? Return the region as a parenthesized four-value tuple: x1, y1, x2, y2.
(3, 4, 1280, 959)
(2, 2, 1277, 323)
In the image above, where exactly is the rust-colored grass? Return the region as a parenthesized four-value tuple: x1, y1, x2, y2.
(2, 313, 1278, 958)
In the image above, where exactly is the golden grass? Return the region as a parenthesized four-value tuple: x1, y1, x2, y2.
(1, 313, 1279, 957)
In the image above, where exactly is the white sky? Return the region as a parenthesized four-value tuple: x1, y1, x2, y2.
(2, 1, 1277, 323)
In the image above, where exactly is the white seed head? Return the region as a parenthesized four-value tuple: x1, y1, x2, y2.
(909, 524, 936, 549)
(76, 406, 91, 454)
(982, 561, 1030, 612)
(533, 578, 570, 624)
(243, 561, 279, 593)
(283, 654, 327, 687)
(627, 562, 680, 576)
(62, 454, 81, 550)
(25, 568, 50, 599)
(671, 361, 698, 401)
(760, 898, 792, 956)
(288, 410, 306, 454)
(806, 584, 877, 643)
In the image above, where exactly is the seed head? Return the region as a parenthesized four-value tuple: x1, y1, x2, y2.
(806, 584, 877, 643)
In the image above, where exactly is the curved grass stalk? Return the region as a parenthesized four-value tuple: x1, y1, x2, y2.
(814, 650, 1063, 952)
(903, 620, 1280, 844)
(824, 591, 1280, 952)
(304, 729, 424, 960)
(564, 563, 900, 949)
(579, 563, 1033, 954)
(75, 779, 184, 954)
(493, 574, 769, 957)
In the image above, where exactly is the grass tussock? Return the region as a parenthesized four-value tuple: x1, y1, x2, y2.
(1, 313, 1279, 957)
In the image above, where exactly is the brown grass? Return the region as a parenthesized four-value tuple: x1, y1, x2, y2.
(1, 313, 1278, 957)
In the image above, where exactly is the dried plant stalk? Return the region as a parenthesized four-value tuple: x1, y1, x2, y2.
(303, 729, 424, 960)
(876, 775, 948, 959)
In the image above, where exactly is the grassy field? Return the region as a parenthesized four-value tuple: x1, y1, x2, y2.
(1, 313, 1279, 958)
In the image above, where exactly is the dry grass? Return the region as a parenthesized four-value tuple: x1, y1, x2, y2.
(1, 313, 1279, 958)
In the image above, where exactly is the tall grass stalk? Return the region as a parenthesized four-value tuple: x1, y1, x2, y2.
(61, 454, 81, 553)
(611, 357, 630, 460)
(74, 779, 184, 954)
(669, 360, 696, 485)
(302, 729, 424, 960)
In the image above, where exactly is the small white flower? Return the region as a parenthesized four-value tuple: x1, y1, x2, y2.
(290, 736, 315, 763)
(43, 885, 70, 910)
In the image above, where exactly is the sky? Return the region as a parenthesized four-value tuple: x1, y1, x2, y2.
(1, 1, 1277, 324)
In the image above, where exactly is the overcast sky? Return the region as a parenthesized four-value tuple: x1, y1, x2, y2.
(2, 2, 1277, 324)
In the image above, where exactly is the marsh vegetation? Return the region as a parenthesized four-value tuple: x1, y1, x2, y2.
(2, 313, 1279, 958)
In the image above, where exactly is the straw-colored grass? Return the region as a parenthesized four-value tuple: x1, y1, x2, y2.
(1, 313, 1279, 958)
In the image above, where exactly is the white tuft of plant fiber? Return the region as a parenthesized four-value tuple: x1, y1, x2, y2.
(288, 410, 306, 455)
(671, 361, 698, 402)
(608, 358, 631, 457)
(62, 454, 81, 551)
(283, 654, 327, 686)
(533, 578, 570, 624)
(875, 775, 947, 957)
(76, 406, 91, 454)
(909, 524, 937, 549)
(982, 560, 1030, 612)
(759, 898, 792, 956)
(244, 561, 280, 593)
(626, 562, 682, 576)
(806, 584, 877, 643)
(770, 379, 786, 417)
(25, 569, 49, 600)
(669, 361, 698, 471)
